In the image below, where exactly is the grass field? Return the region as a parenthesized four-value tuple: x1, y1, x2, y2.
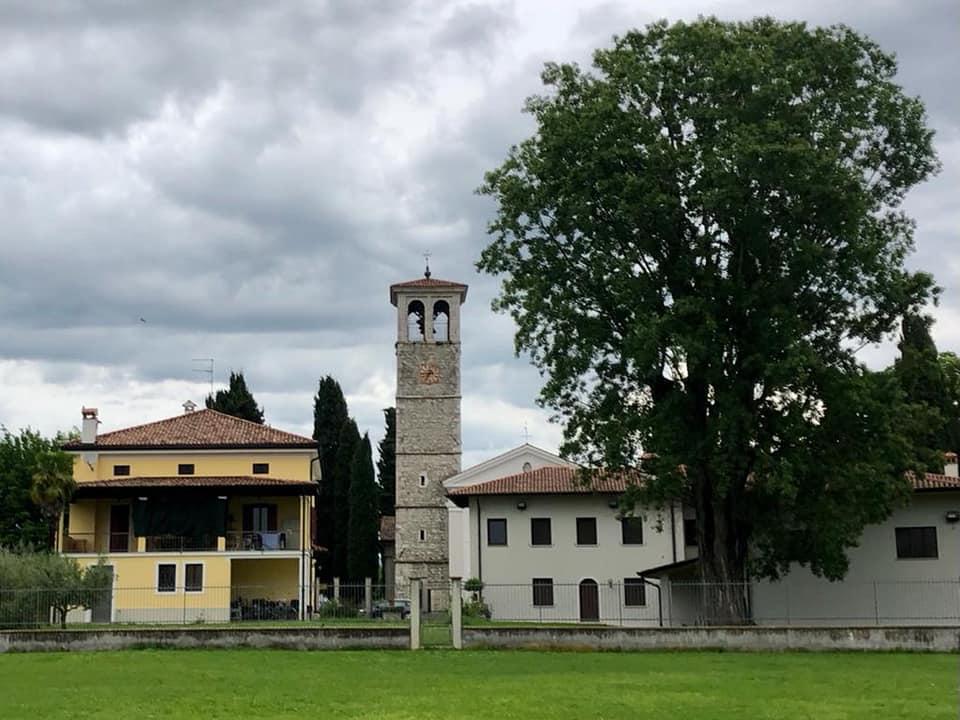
(0, 650, 955, 719)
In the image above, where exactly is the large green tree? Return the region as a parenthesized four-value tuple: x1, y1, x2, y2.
(376, 407, 396, 516)
(205, 371, 264, 423)
(0, 429, 74, 550)
(478, 18, 938, 621)
(348, 433, 380, 581)
(312, 376, 349, 580)
(331, 418, 360, 581)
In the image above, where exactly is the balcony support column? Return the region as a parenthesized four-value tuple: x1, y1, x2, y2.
(217, 536, 226, 551)
(136, 536, 146, 553)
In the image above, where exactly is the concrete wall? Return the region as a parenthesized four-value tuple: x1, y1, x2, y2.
(0, 627, 408, 653)
(751, 493, 960, 626)
(463, 625, 960, 652)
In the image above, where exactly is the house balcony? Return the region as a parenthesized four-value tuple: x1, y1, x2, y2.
(62, 531, 301, 555)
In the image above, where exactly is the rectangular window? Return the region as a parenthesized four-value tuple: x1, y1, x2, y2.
(157, 563, 176, 593)
(185, 563, 203, 592)
(252, 463, 269, 474)
(419, 474, 427, 487)
(895, 526, 938, 559)
(576, 517, 597, 545)
(419, 529, 426, 542)
(113, 464, 130, 476)
(624, 578, 646, 606)
(487, 518, 507, 546)
(683, 517, 698, 547)
(178, 463, 195, 475)
(530, 518, 552, 546)
(243, 504, 278, 532)
(532, 578, 554, 606)
(621, 517, 643, 545)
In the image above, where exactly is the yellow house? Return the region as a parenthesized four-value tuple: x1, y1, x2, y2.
(60, 404, 318, 624)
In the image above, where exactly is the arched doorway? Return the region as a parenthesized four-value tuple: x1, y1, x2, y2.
(579, 578, 599, 622)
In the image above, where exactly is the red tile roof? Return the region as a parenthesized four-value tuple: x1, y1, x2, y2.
(912, 472, 960, 491)
(447, 466, 641, 497)
(390, 277, 468, 305)
(75, 475, 315, 490)
(64, 409, 316, 450)
(379, 515, 396, 542)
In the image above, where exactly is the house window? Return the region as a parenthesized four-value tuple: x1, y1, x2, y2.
(185, 563, 204, 592)
(157, 564, 176, 593)
(252, 463, 269, 474)
(178, 463, 195, 475)
(683, 517, 698, 547)
(530, 518, 552, 546)
(621, 517, 643, 545)
(243, 504, 278, 532)
(624, 578, 647, 606)
(895, 527, 938, 559)
(419, 474, 427, 487)
(576, 517, 597, 545)
(487, 518, 507, 546)
(532, 578, 554, 606)
(113, 464, 130, 476)
(522, 461, 533, 472)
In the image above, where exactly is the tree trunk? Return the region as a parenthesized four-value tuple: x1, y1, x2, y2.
(696, 473, 751, 624)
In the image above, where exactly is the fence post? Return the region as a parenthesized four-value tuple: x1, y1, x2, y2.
(364, 577, 373, 617)
(451, 577, 463, 649)
(873, 581, 880, 626)
(333, 577, 340, 604)
(410, 579, 421, 650)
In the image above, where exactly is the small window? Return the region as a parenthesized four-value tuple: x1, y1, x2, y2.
(487, 518, 507, 546)
(895, 527, 938, 559)
(419, 473, 427, 487)
(624, 578, 646, 606)
(185, 564, 203, 592)
(178, 463, 195, 475)
(531, 518, 552, 546)
(576, 517, 597, 546)
(113, 464, 131, 476)
(522, 461, 533, 472)
(252, 463, 269, 474)
(621, 517, 643, 545)
(419, 529, 426, 542)
(532, 578, 554, 606)
(683, 517, 698, 547)
(157, 564, 176, 593)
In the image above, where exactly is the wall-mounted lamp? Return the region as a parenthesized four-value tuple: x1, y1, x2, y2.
(946, 510, 960, 524)
(608, 498, 620, 510)
(516, 500, 527, 511)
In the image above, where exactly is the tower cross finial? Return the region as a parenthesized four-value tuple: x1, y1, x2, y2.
(423, 251, 432, 279)
(522, 421, 530, 444)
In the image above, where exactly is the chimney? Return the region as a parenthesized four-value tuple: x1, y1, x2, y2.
(81, 407, 99, 444)
(183, 400, 197, 414)
(944, 452, 958, 478)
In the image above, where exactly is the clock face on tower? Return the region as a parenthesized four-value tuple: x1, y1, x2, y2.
(418, 361, 441, 385)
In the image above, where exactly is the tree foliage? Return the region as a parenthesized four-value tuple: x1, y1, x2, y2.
(205, 371, 265, 424)
(377, 407, 396, 516)
(312, 376, 349, 580)
(331, 418, 360, 580)
(478, 18, 938, 620)
(0, 429, 74, 550)
(347, 433, 380, 581)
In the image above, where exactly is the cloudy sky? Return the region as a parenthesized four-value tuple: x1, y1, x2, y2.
(0, 0, 957, 468)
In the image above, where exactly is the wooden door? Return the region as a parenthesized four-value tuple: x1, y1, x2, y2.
(109, 505, 130, 552)
(579, 579, 599, 622)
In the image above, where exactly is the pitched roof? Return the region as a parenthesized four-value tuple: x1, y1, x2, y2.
(912, 472, 960, 491)
(389, 277, 468, 305)
(447, 466, 641, 497)
(75, 475, 315, 490)
(379, 515, 396, 542)
(64, 409, 316, 450)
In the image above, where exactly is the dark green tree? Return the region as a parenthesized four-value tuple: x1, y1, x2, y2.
(331, 418, 360, 580)
(939, 351, 960, 451)
(348, 433, 380, 581)
(478, 18, 938, 621)
(376, 407, 396, 516)
(312, 376, 349, 579)
(205, 371, 264, 423)
(0, 429, 73, 549)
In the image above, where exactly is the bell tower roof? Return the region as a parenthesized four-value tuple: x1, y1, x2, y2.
(389, 277, 468, 306)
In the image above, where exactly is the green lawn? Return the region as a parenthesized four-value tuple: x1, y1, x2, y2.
(0, 650, 954, 719)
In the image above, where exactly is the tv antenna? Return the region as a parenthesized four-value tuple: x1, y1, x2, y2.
(192, 358, 214, 396)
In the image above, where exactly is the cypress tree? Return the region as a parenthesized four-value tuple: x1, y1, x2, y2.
(331, 418, 360, 580)
(205, 371, 264, 423)
(312, 376, 348, 581)
(376, 407, 396, 516)
(348, 433, 380, 581)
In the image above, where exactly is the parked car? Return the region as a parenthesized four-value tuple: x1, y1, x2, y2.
(370, 599, 411, 620)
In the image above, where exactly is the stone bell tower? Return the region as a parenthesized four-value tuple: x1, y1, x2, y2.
(390, 266, 467, 600)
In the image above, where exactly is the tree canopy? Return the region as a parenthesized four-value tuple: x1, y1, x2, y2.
(331, 418, 360, 580)
(205, 371, 264, 424)
(312, 376, 349, 581)
(377, 407, 396, 516)
(347, 433, 380, 581)
(478, 18, 938, 621)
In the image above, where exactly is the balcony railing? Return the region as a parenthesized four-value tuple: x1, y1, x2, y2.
(62, 532, 132, 554)
(225, 530, 298, 551)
